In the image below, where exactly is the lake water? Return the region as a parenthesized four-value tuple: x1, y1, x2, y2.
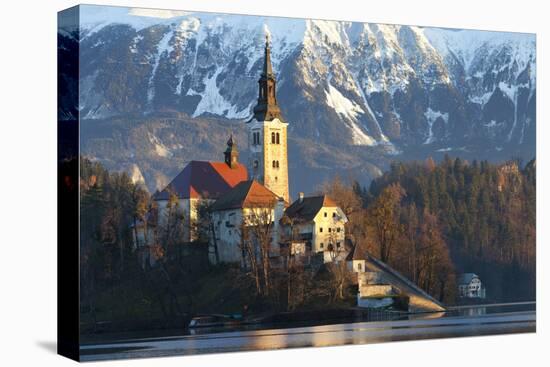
(80, 302, 535, 361)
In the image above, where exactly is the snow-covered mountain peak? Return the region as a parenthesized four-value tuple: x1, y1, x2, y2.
(63, 6, 535, 151)
(423, 27, 535, 73)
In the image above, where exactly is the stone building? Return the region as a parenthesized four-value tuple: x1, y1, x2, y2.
(247, 35, 290, 203)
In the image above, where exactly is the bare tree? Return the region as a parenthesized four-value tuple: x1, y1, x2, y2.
(239, 203, 277, 297)
(278, 216, 312, 310)
(326, 231, 351, 302)
(158, 191, 186, 259)
(195, 199, 220, 264)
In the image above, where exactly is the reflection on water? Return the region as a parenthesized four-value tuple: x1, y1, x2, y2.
(457, 307, 486, 317)
(80, 302, 536, 361)
(449, 302, 536, 317)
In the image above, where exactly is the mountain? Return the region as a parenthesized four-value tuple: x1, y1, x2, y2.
(58, 6, 536, 194)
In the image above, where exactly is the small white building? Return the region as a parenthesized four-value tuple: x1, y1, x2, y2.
(282, 193, 349, 262)
(457, 273, 486, 298)
(346, 241, 367, 273)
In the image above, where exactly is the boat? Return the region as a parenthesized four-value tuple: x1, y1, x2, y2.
(188, 314, 243, 329)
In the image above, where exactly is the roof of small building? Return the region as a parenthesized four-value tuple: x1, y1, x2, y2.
(284, 195, 338, 222)
(210, 180, 280, 211)
(345, 240, 367, 261)
(153, 160, 248, 201)
(457, 273, 479, 285)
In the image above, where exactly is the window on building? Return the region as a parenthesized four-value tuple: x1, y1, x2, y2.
(324, 212, 327, 217)
(336, 242, 341, 248)
(276, 132, 280, 144)
(358, 263, 362, 271)
(253, 160, 259, 168)
(272, 160, 276, 168)
(337, 227, 341, 233)
(252, 131, 261, 145)
(319, 227, 323, 233)
(272, 132, 276, 144)
(333, 212, 336, 217)
(328, 228, 332, 233)
(320, 243, 324, 249)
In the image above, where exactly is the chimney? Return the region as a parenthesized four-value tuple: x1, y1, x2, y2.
(298, 192, 304, 203)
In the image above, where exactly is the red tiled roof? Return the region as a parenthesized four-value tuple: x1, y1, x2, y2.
(211, 180, 280, 211)
(154, 161, 248, 200)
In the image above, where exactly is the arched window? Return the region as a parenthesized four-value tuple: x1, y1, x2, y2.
(272, 160, 276, 168)
(252, 131, 260, 145)
(276, 132, 280, 144)
(271, 132, 276, 144)
(276, 161, 280, 168)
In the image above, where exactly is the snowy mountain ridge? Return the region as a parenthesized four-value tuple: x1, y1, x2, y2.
(60, 5, 535, 155)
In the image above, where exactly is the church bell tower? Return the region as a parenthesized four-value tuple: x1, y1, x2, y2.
(247, 35, 289, 203)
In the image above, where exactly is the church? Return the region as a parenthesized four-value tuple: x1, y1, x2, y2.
(152, 36, 348, 266)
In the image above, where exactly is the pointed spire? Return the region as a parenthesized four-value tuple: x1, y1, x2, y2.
(263, 34, 273, 77)
(252, 33, 283, 122)
(227, 134, 235, 147)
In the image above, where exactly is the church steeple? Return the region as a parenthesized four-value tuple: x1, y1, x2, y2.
(253, 35, 283, 122)
(224, 135, 239, 169)
(263, 34, 274, 78)
(247, 35, 290, 203)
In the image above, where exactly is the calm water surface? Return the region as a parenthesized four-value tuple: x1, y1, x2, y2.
(80, 302, 535, 361)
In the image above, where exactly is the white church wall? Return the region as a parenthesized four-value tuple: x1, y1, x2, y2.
(211, 208, 244, 264)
